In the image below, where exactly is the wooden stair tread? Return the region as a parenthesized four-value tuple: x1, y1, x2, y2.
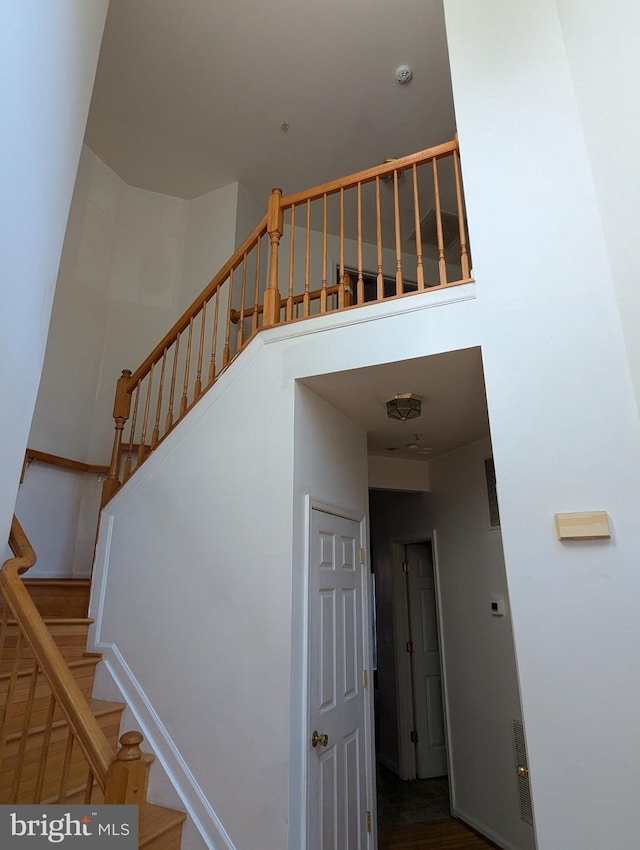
(3, 699, 125, 743)
(0, 581, 92, 619)
(0, 654, 101, 680)
(3, 617, 93, 625)
(1, 582, 185, 848)
(20, 580, 92, 587)
(140, 803, 187, 848)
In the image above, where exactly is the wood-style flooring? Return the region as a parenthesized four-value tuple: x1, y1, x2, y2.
(378, 819, 498, 850)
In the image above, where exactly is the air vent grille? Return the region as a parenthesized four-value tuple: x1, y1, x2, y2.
(484, 457, 501, 528)
(512, 718, 534, 825)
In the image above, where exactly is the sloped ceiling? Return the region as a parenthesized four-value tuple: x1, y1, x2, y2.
(85, 0, 456, 203)
(85, 2, 489, 459)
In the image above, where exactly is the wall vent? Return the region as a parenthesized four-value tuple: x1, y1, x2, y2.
(512, 718, 534, 825)
(484, 457, 501, 528)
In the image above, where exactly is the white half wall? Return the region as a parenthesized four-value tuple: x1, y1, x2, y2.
(91, 337, 296, 850)
(0, 0, 108, 544)
(90, 287, 475, 849)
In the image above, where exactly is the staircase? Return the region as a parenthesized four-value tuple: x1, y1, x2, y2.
(0, 571, 186, 849)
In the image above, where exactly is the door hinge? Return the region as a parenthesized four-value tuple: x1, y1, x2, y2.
(366, 811, 371, 833)
(402, 560, 410, 573)
(406, 640, 414, 655)
(362, 669, 368, 688)
(360, 548, 365, 564)
(410, 729, 419, 744)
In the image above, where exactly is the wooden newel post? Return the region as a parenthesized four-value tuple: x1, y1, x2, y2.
(102, 369, 132, 506)
(263, 187, 283, 326)
(105, 731, 154, 805)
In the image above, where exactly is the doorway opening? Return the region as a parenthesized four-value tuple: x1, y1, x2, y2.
(301, 347, 535, 850)
(369, 508, 451, 832)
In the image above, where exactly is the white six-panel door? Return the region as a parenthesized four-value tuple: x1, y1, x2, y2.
(308, 508, 369, 850)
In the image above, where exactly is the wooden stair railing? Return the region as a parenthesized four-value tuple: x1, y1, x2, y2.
(103, 137, 473, 503)
(22, 448, 109, 480)
(0, 516, 151, 805)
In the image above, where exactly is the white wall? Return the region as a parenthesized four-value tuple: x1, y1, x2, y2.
(23, 153, 246, 575)
(234, 183, 264, 248)
(444, 2, 640, 848)
(13, 463, 102, 578)
(92, 338, 297, 850)
(555, 0, 640, 412)
(180, 183, 239, 310)
(0, 1, 108, 545)
(429, 439, 533, 850)
(367, 456, 429, 492)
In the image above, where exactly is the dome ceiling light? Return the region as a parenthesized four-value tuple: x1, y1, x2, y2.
(385, 392, 422, 423)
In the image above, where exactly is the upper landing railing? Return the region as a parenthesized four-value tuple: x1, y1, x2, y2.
(102, 137, 473, 503)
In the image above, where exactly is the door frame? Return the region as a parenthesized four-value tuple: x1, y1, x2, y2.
(390, 533, 455, 798)
(297, 496, 377, 850)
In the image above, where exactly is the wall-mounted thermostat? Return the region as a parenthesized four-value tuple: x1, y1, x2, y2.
(490, 595, 505, 617)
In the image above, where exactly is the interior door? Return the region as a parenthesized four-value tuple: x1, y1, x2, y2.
(406, 542, 448, 778)
(308, 508, 369, 850)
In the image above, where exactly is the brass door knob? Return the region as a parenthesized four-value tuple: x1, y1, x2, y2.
(311, 730, 329, 748)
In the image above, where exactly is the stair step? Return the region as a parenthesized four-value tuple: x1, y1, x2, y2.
(0, 580, 91, 619)
(0, 585, 186, 847)
(0, 655, 102, 736)
(140, 803, 187, 850)
(0, 651, 101, 679)
(0, 618, 93, 660)
(0, 699, 124, 804)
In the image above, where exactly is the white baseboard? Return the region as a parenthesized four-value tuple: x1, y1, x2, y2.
(92, 639, 236, 850)
(452, 806, 523, 850)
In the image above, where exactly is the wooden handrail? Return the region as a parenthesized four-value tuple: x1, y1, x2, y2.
(128, 215, 268, 390)
(279, 140, 458, 208)
(1, 517, 152, 802)
(24, 448, 109, 476)
(7, 515, 36, 576)
(2, 517, 113, 786)
(126, 139, 456, 390)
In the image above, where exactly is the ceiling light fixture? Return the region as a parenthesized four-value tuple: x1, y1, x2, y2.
(385, 392, 422, 423)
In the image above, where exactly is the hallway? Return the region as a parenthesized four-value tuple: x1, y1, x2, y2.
(378, 819, 498, 849)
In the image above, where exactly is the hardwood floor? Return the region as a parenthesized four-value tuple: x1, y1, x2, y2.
(378, 819, 498, 850)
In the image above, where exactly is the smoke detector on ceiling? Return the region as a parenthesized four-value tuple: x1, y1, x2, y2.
(395, 65, 413, 84)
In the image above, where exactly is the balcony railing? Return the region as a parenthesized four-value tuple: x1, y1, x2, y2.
(102, 137, 473, 503)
